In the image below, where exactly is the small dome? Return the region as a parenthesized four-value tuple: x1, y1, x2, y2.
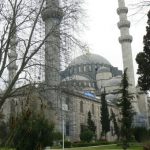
(106, 77, 121, 87)
(97, 66, 110, 73)
(106, 94, 118, 104)
(105, 77, 121, 86)
(70, 53, 111, 66)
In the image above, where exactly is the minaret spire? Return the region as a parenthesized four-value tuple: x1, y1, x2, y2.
(117, 0, 139, 112)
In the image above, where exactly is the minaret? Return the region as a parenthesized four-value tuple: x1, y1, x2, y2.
(8, 22, 18, 86)
(42, 0, 63, 103)
(7, 21, 18, 121)
(117, 0, 139, 112)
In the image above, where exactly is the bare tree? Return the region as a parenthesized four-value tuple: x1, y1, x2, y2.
(128, 0, 150, 17)
(0, 0, 86, 109)
(136, 1, 150, 7)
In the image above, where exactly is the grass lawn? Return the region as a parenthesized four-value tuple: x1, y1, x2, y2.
(0, 144, 142, 150)
(52, 144, 142, 150)
(0, 148, 15, 150)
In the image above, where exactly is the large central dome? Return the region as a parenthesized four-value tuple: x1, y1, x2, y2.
(70, 53, 111, 66)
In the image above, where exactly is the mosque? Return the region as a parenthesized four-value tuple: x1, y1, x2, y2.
(1, 0, 150, 142)
(49, 0, 149, 141)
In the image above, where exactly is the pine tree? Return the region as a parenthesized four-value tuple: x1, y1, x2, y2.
(80, 112, 96, 142)
(136, 10, 150, 92)
(110, 109, 120, 141)
(87, 111, 96, 133)
(100, 90, 110, 139)
(117, 68, 134, 149)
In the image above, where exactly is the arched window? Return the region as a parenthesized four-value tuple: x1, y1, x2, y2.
(74, 67, 77, 74)
(110, 126, 114, 136)
(79, 82, 81, 86)
(79, 66, 81, 72)
(66, 97, 69, 110)
(92, 104, 94, 114)
(89, 82, 91, 87)
(89, 65, 92, 71)
(80, 101, 83, 113)
(92, 83, 95, 87)
(66, 122, 70, 136)
(70, 67, 73, 74)
(83, 65, 86, 72)
(86, 65, 89, 71)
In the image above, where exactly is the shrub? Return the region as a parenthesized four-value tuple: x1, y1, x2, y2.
(53, 131, 62, 141)
(72, 142, 92, 147)
(133, 127, 149, 142)
(64, 141, 71, 148)
(12, 114, 54, 150)
(60, 141, 72, 148)
(0, 121, 8, 145)
(80, 130, 94, 143)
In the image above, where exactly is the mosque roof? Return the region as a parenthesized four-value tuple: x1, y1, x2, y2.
(69, 53, 111, 66)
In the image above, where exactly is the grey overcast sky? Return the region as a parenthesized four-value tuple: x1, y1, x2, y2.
(82, 0, 149, 83)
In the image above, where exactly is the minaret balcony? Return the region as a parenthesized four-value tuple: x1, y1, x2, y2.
(41, 6, 63, 21)
(8, 65, 18, 70)
(118, 20, 130, 28)
(117, 7, 128, 15)
(119, 35, 133, 43)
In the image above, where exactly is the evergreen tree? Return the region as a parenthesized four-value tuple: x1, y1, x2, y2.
(80, 130, 94, 143)
(79, 112, 96, 142)
(136, 10, 150, 92)
(110, 109, 120, 141)
(117, 68, 134, 149)
(87, 111, 96, 133)
(100, 90, 110, 139)
(12, 114, 54, 150)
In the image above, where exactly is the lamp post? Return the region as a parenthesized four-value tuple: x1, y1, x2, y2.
(62, 103, 68, 150)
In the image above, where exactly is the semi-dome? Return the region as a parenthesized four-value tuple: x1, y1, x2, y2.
(70, 53, 111, 66)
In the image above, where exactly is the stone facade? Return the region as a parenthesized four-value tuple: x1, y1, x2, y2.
(55, 90, 120, 141)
